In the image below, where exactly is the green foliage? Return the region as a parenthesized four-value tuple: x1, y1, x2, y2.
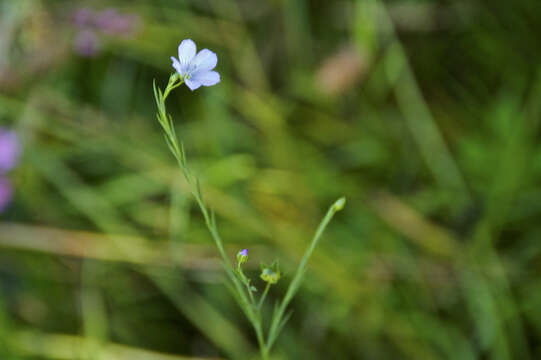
(1, 0, 541, 359)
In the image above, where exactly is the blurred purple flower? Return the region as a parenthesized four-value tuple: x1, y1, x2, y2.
(71, 7, 140, 57)
(95, 8, 139, 36)
(72, 8, 93, 27)
(171, 39, 220, 91)
(95, 9, 120, 33)
(0, 177, 12, 213)
(0, 129, 20, 173)
(118, 14, 140, 36)
(240, 249, 248, 256)
(74, 29, 100, 57)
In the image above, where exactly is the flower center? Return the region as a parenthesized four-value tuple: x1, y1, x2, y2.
(180, 62, 198, 79)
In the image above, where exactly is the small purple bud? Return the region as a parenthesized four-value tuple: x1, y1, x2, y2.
(0, 129, 21, 173)
(74, 30, 100, 57)
(0, 177, 13, 213)
(237, 249, 248, 265)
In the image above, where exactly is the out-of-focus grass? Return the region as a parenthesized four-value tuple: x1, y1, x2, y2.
(1, 0, 541, 359)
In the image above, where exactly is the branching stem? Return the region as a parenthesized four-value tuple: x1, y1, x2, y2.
(154, 73, 345, 360)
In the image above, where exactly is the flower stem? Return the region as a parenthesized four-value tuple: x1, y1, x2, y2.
(266, 197, 345, 351)
(154, 73, 345, 360)
(155, 73, 276, 359)
(155, 73, 256, 324)
(258, 283, 271, 310)
(237, 267, 256, 306)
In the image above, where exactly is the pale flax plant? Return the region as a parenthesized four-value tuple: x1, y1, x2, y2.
(153, 39, 345, 359)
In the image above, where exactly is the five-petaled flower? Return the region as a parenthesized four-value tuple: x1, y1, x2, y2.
(171, 39, 220, 91)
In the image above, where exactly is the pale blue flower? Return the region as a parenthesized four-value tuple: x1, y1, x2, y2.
(171, 39, 220, 91)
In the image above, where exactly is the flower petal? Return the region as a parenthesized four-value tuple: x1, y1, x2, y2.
(191, 70, 220, 87)
(185, 78, 202, 91)
(191, 49, 217, 72)
(178, 39, 196, 66)
(171, 56, 183, 75)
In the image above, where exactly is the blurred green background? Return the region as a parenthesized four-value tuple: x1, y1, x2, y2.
(1, 0, 541, 359)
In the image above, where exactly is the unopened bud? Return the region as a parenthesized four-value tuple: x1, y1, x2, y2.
(260, 261, 281, 284)
(332, 197, 346, 212)
(237, 249, 248, 265)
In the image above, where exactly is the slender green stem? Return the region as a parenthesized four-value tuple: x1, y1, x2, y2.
(237, 265, 266, 359)
(260, 345, 269, 360)
(255, 322, 267, 360)
(258, 283, 271, 310)
(157, 74, 250, 306)
(238, 267, 257, 306)
(155, 73, 267, 356)
(266, 197, 345, 350)
(163, 73, 182, 98)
